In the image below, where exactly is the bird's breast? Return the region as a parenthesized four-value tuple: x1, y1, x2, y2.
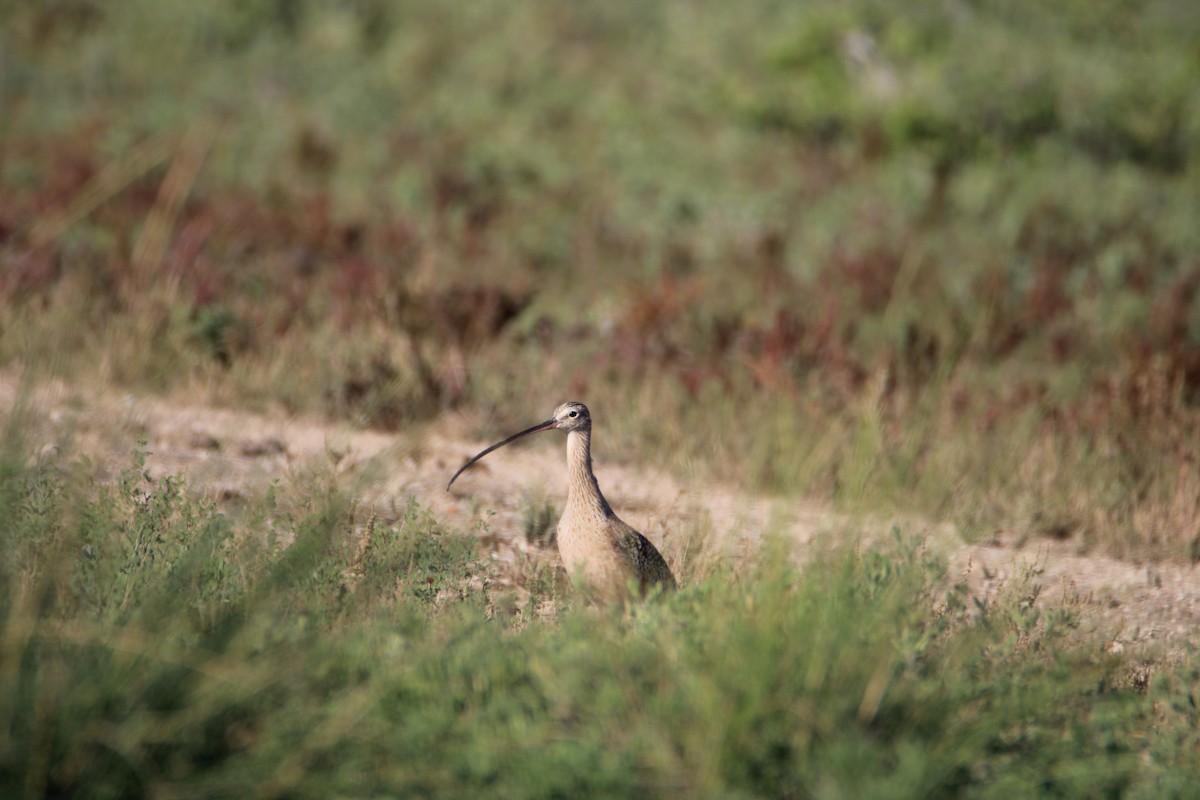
(556, 504, 629, 591)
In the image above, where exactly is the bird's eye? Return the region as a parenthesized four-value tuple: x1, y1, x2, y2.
(568, 410, 578, 418)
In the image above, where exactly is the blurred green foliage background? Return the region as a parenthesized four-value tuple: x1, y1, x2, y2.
(4, 1, 1200, 551)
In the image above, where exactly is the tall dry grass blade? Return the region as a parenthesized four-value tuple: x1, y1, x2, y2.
(26, 132, 176, 249)
(130, 117, 220, 295)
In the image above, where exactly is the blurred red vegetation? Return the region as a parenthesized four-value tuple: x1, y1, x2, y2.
(4, 130, 1200, 449)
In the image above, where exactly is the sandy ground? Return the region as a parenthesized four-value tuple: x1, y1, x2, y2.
(3, 370, 1197, 655)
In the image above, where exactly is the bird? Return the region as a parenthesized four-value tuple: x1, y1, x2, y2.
(447, 401, 676, 601)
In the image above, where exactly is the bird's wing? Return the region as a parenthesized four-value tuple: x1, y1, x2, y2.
(609, 521, 676, 592)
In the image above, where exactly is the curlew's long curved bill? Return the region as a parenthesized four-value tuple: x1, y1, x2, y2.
(446, 418, 557, 490)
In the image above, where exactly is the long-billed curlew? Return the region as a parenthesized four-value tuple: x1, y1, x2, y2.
(447, 402, 676, 600)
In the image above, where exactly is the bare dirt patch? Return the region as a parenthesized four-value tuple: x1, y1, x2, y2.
(3, 370, 1197, 653)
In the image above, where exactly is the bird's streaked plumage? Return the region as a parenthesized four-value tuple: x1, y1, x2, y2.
(448, 402, 675, 600)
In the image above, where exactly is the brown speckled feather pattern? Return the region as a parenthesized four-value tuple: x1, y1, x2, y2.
(613, 527, 677, 594)
(556, 422, 676, 600)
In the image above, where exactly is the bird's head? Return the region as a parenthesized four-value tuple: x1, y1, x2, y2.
(551, 401, 591, 433)
(446, 401, 591, 490)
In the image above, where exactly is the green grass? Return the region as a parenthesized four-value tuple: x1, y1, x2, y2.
(1, 433, 1197, 798)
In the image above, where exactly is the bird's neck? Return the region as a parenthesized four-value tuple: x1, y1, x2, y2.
(565, 428, 613, 517)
